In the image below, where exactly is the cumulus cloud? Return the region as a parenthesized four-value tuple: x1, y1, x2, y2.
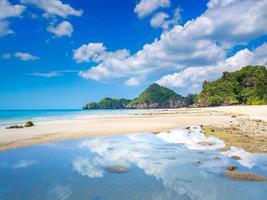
(150, 8, 181, 29)
(20, 0, 82, 18)
(125, 77, 143, 86)
(47, 21, 73, 37)
(0, 0, 25, 19)
(156, 43, 267, 93)
(76, 0, 267, 88)
(0, 0, 25, 36)
(15, 52, 39, 61)
(134, 0, 170, 18)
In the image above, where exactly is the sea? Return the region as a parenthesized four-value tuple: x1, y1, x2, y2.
(0, 109, 142, 126)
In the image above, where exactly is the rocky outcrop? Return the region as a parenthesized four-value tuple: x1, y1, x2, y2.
(24, 121, 34, 127)
(6, 125, 23, 129)
(127, 83, 188, 109)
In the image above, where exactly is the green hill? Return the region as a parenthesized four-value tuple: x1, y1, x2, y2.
(83, 98, 131, 109)
(195, 65, 267, 107)
(127, 83, 188, 109)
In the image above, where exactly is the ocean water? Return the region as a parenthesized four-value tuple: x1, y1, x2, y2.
(0, 127, 267, 200)
(0, 109, 142, 126)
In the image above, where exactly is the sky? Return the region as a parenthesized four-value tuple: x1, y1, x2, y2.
(0, 0, 267, 109)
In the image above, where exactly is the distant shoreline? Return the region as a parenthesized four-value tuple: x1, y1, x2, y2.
(0, 105, 266, 152)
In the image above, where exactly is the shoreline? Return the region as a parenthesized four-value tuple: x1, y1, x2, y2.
(0, 105, 266, 152)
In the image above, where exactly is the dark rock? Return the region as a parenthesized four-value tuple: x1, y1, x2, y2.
(211, 129, 215, 132)
(5, 125, 23, 129)
(227, 165, 237, 171)
(104, 166, 130, 173)
(213, 157, 221, 160)
(24, 121, 34, 127)
(231, 155, 241, 160)
(197, 141, 216, 146)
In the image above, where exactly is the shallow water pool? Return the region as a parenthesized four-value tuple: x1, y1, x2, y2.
(0, 128, 267, 200)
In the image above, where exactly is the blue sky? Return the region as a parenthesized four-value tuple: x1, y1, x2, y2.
(0, 0, 267, 109)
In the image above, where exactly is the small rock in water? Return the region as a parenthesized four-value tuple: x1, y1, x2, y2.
(5, 125, 23, 129)
(224, 171, 267, 182)
(227, 165, 237, 171)
(231, 155, 241, 160)
(105, 166, 130, 173)
(24, 121, 34, 127)
(197, 141, 216, 146)
(213, 157, 221, 160)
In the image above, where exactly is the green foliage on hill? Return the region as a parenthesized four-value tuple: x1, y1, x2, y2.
(196, 65, 267, 107)
(83, 98, 131, 109)
(127, 83, 188, 108)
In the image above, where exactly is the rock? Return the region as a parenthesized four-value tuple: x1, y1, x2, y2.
(224, 171, 267, 182)
(24, 121, 34, 127)
(104, 166, 130, 173)
(185, 126, 190, 130)
(231, 115, 237, 118)
(213, 157, 221, 160)
(5, 125, 23, 129)
(197, 141, 216, 146)
(227, 165, 237, 171)
(211, 129, 215, 132)
(231, 155, 241, 160)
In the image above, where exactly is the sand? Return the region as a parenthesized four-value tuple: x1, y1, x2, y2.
(0, 105, 266, 152)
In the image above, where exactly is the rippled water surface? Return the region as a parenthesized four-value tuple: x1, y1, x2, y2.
(0, 128, 267, 200)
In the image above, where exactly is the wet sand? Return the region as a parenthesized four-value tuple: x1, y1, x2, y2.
(0, 105, 266, 152)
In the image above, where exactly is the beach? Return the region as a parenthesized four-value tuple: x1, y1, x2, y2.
(0, 105, 266, 152)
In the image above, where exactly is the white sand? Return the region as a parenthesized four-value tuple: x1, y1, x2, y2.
(0, 105, 266, 151)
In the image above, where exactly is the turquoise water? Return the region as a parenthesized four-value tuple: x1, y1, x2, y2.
(0, 109, 141, 126)
(0, 128, 267, 200)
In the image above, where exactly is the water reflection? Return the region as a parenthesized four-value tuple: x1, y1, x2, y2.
(0, 128, 267, 200)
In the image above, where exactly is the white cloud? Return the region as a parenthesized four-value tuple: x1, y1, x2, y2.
(0, 0, 25, 36)
(156, 43, 267, 93)
(2, 52, 11, 59)
(20, 0, 83, 18)
(28, 72, 61, 78)
(0, 0, 25, 19)
(27, 70, 78, 78)
(0, 20, 13, 36)
(150, 12, 169, 28)
(73, 43, 107, 63)
(150, 8, 181, 29)
(125, 77, 142, 86)
(47, 21, 73, 37)
(15, 52, 39, 61)
(76, 0, 267, 87)
(134, 0, 170, 18)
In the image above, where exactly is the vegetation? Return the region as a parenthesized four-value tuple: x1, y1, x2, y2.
(83, 98, 131, 109)
(196, 65, 267, 107)
(127, 83, 188, 109)
(84, 66, 266, 109)
(84, 83, 193, 109)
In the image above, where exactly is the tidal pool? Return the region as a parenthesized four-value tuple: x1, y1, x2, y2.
(0, 127, 267, 200)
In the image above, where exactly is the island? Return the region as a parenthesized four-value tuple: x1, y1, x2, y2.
(83, 65, 267, 109)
